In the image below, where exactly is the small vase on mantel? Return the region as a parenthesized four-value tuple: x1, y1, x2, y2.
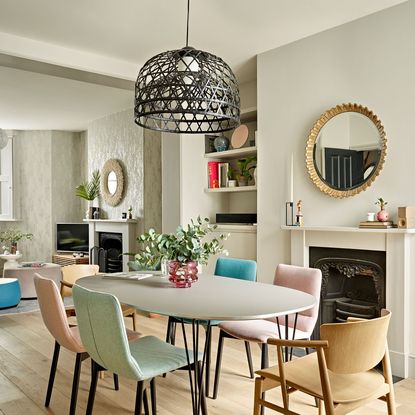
(375, 197, 389, 222)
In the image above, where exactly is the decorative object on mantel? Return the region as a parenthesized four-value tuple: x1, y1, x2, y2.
(128, 206, 133, 219)
(295, 200, 304, 226)
(134, 0, 240, 134)
(285, 153, 295, 226)
(75, 169, 101, 219)
(129, 217, 228, 288)
(375, 197, 389, 222)
(359, 221, 395, 229)
(367, 212, 376, 222)
(0, 228, 33, 255)
(397, 206, 415, 228)
(306, 103, 387, 198)
(101, 159, 125, 207)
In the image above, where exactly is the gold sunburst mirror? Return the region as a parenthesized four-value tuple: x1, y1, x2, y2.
(101, 159, 125, 206)
(306, 103, 387, 198)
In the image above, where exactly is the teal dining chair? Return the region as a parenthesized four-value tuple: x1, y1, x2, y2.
(72, 284, 206, 415)
(165, 256, 257, 396)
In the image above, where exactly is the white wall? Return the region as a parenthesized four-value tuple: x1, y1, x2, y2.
(257, 1, 415, 282)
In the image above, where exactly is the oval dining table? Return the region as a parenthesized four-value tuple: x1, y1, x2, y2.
(76, 272, 316, 415)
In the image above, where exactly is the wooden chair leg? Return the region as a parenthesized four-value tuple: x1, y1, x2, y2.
(244, 341, 254, 378)
(45, 341, 60, 407)
(113, 373, 119, 391)
(69, 353, 83, 415)
(150, 378, 157, 415)
(260, 343, 269, 415)
(386, 392, 397, 415)
(212, 329, 225, 399)
(86, 360, 100, 415)
(253, 377, 263, 415)
(135, 381, 144, 415)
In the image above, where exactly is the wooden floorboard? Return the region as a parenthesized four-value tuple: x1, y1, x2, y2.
(0, 311, 413, 414)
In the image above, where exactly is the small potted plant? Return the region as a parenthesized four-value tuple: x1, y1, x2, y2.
(375, 197, 389, 222)
(75, 170, 101, 219)
(0, 228, 33, 254)
(236, 156, 257, 187)
(131, 217, 228, 288)
(227, 166, 237, 187)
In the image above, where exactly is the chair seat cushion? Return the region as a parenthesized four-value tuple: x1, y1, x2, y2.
(129, 335, 201, 380)
(256, 353, 389, 404)
(219, 319, 311, 343)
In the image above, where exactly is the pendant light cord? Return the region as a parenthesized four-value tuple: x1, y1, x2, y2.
(186, 0, 190, 47)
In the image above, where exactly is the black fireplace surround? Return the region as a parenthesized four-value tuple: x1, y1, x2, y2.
(310, 247, 386, 339)
(90, 232, 123, 273)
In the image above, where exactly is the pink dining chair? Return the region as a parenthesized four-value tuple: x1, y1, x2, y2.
(34, 274, 140, 415)
(212, 264, 322, 403)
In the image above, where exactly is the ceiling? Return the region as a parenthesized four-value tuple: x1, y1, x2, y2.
(0, 0, 407, 130)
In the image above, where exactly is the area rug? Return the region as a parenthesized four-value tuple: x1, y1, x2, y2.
(0, 297, 74, 316)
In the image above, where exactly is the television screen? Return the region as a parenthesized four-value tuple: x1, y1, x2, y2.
(56, 223, 89, 253)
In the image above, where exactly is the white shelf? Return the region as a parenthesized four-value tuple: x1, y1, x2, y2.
(281, 225, 415, 234)
(241, 106, 257, 122)
(204, 146, 257, 160)
(214, 224, 257, 233)
(84, 219, 138, 224)
(205, 185, 257, 193)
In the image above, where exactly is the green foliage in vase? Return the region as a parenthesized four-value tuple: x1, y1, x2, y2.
(130, 216, 228, 269)
(75, 170, 101, 201)
(236, 156, 257, 181)
(375, 197, 388, 210)
(0, 228, 33, 244)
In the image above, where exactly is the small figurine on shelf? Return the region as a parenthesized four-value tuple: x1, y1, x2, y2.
(295, 200, 304, 227)
(128, 205, 133, 219)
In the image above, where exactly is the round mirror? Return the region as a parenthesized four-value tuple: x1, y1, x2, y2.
(107, 171, 117, 195)
(306, 103, 387, 198)
(101, 159, 125, 206)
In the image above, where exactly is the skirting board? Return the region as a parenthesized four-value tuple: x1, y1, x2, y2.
(409, 354, 415, 378)
(390, 350, 414, 379)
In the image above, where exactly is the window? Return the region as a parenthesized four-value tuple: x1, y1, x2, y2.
(0, 135, 13, 220)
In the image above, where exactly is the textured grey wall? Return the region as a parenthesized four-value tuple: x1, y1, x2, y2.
(0, 130, 84, 265)
(87, 108, 162, 237)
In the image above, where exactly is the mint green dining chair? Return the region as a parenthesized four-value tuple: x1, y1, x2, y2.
(165, 256, 257, 396)
(72, 284, 206, 415)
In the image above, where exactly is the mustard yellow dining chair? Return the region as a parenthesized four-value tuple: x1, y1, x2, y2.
(60, 264, 138, 330)
(253, 310, 395, 415)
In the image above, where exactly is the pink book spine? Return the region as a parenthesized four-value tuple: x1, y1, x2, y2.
(208, 161, 219, 188)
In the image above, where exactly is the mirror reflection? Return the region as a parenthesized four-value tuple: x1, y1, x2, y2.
(306, 103, 387, 198)
(314, 113, 381, 190)
(108, 171, 117, 195)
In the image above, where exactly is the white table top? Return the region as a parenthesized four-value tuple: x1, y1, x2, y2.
(76, 273, 316, 321)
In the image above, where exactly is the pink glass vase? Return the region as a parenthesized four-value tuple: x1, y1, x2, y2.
(167, 260, 198, 288)
(377, 209, 389, 222)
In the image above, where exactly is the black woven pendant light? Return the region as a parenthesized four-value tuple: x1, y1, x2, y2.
(134, 0, 240, 134)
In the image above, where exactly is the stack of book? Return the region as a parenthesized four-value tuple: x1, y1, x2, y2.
(359, 221, 395, 229)
(207, 161, 229, 188)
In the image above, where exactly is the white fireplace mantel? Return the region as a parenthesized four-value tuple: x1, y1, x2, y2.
(85, 219, 138, 272)
(283, 225, 415, 379)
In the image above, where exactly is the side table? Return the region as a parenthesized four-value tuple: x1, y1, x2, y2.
(3, 263, 62, 299)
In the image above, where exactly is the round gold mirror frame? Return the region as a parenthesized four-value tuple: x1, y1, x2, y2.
(101, 159, 125, 206)
(306, 103, 387, 198)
